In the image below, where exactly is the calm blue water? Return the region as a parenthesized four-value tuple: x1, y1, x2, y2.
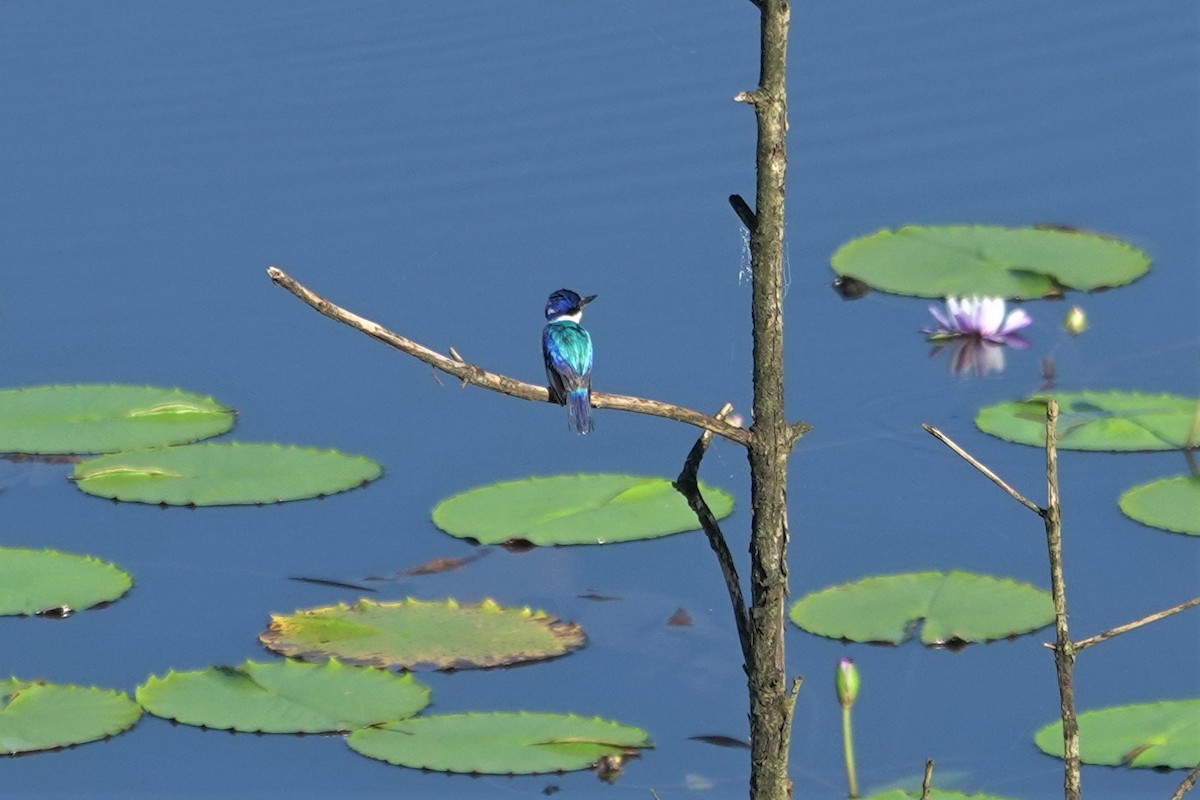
(1, 3, 1195, 798)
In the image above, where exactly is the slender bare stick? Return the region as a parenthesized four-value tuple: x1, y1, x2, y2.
(922, 424, 1042, 515)
(674, 403, 752, 668)
(1043, 399, 1081, 800)
(267, 266, 753, 446)
(1072, 595, 1200, 653)
(919, 758, 934, 800)
(1170, 761, 1200, 800)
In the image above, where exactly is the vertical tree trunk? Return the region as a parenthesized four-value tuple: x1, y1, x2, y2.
(746, 1, 792, 798)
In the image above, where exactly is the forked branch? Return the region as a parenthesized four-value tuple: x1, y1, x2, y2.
(674, 403, 752, 668)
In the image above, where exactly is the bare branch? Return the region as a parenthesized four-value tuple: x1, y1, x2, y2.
(729, 194, 757, 232)
(1170, 761, 1200, 800)
(922, 423, 1043, 516)
(920, 759, 934, 800)
(267, 266, 752, 446)
(674, 403, 752, 668)
(1072, 595, 1200, 653)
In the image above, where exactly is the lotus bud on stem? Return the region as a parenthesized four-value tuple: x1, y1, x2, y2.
(837, 657, 861, 798)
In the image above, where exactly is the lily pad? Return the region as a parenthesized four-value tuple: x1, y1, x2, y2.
(0, 384, 234, 455)
(136, 659, 429, 733)
(347, 711, 651, 774)
(976, 391, 1197, 451)
(0, 547, 132, 616)
(1119, 475, 1200, 536)
(432, 473, 734, 546)
(260, 597, 586, 670)
(1034, 699, 1200, 769)
(0, 679, 141, 755)
(71, 442, 382, 506)
(788, 571, 1053, 645)
(830, 224, 1149, 299)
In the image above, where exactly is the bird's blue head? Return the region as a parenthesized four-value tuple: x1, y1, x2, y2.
(545, 289, 597, 322)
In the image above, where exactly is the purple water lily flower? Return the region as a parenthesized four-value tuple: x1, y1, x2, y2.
(923, 296, 1032, 348)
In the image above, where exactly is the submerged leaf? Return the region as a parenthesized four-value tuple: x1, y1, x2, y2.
(1119, 475, 1200, 536)
(347, 711, 651, 774)
(260, 597, 586, 670)
(432, 473, 734, 546)
(1034, 699, 1200, 769)
(0, 385, 234, 454)
(0, 547, 132, 616)
(831, 224, 1149, 299)
(976, 391, 1197, 451)
(72, 442, 382, 506)
(136, 659, 429, 733)
(0, 679, 141, 754)
(789, 571, 1053, 645)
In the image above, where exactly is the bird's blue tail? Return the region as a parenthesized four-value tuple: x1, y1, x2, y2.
(567, 388, 592, 435)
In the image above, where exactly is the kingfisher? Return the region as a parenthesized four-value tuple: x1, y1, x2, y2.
(542, 289, 596, 434)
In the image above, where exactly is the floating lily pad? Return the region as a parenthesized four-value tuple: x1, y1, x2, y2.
(261, 597, 586, 670)
(0, 547, 132, 616)
(1034, 699, 1200, 769)
(976, 391, 1197, 451)
(136, 659, 429, 733)
(830, 225, 1149, 299)
(347, 711, 651, 774)
(1119, 475, 1200, 536)
(432, 473, 734, 546)
(71, 442, 382, 506)
(0, 679, 141, 755)
(0, 385, 234, 455)
(788, 571, 1053, 645)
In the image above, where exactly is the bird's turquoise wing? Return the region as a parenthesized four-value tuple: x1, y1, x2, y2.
(544, 321, 593, 386)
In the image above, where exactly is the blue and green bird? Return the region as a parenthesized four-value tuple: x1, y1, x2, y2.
(542, 289, 596, 434)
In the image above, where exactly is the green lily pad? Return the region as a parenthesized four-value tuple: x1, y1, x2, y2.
(830, 224, 1149, 299)
(976, 391, 1197, 451)
(347, 711, 652, 774)
(136, 659, 429, 733)
(1119, 475, 1200, 535)
(0, 678, 141, 755)
(789, 571, 1053, 645)
(0, 547, 132, 616)
(1034, 699, 1200, 769)
(0, 384, 234, 455)
(432, 473, 734, 546)
(260, 597, 586, 670)
(71, 442, 382, 506)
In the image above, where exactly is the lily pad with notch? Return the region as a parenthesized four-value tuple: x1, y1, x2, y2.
(976, 391, 1197, 451)
(1118, 475, 1200, 536)
(0, 546, 132, 617)
(71, 442, 382, 506)
(347, 711, 651, 774)
(260, 597, 586, 670)
(1034, 699, 1200, 769)
(0, 384, 234, 455)
(0, 678, 141, 755)
(136, 659, 430, 733)
(830, 224, 1149, 299)
(432, 473, 734, 546)
(788, 570, 1053, 646)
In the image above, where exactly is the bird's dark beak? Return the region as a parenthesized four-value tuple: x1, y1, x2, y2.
(580, 294, 597, 307)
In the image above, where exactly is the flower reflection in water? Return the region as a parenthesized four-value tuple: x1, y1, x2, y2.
(922, 296, 1032, 376)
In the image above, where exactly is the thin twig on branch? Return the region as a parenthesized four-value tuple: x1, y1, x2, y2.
(1170, 761, 1200, 800)
(922, 423, 1042, 515)
(1069, 594, 1200, 653)
(267, 266, 753, 446)
(674, 403, 752, 669)
(920, 758, 934, 800)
